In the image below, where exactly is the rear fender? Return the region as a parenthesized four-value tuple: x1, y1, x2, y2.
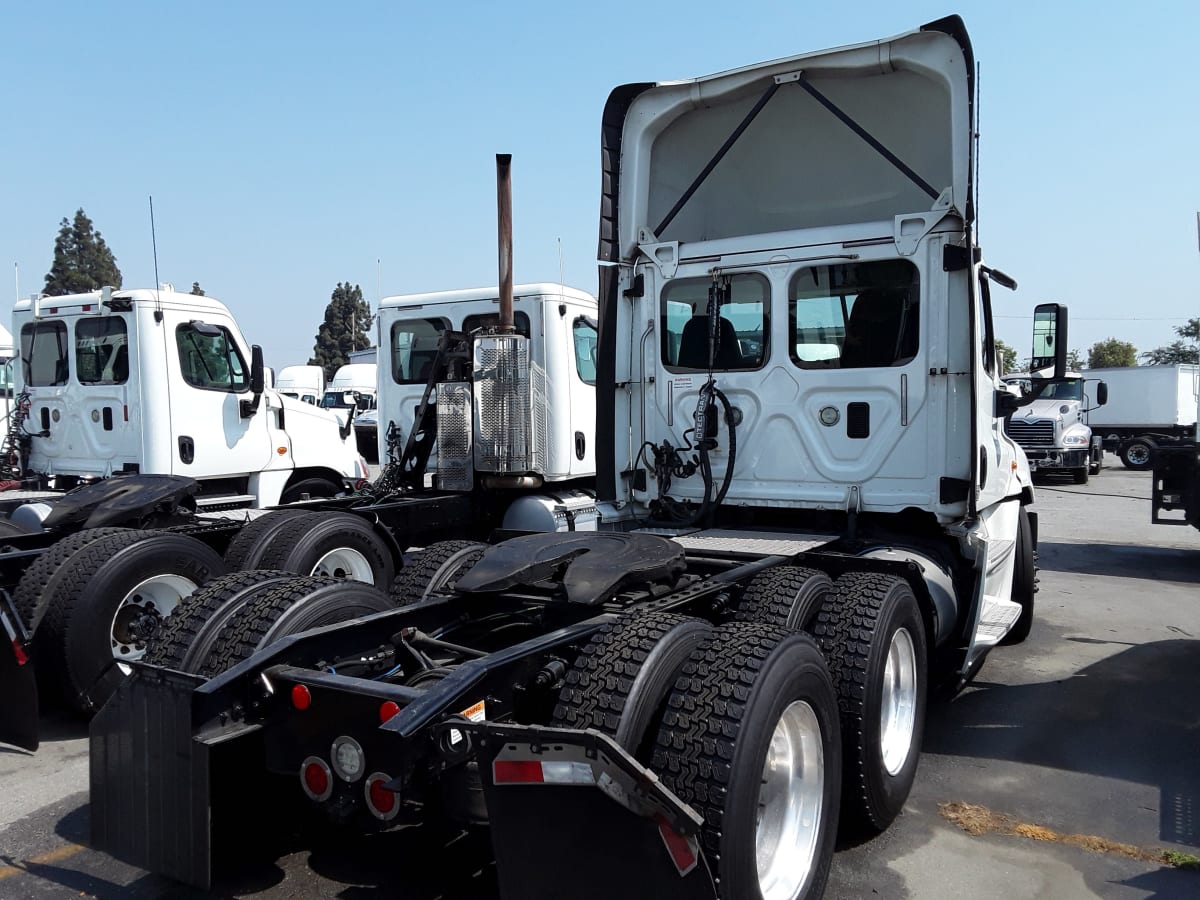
(0, 593, 38, 751)
(452, 720, 717, 900)
(89, 665, 261, 890)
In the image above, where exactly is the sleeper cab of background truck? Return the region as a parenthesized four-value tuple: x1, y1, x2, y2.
(376, 283, 598, 481)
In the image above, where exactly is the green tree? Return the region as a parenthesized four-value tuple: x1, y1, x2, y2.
(309, 282, 372, 380)
(1066, 348, 1083, 371)
(1142, 318, 1199, 365)
(1087, 338, 1137, 369)
(43, 208, 122, 295)
(190, 281, 205, 296)
(995, 339, 1018, 374)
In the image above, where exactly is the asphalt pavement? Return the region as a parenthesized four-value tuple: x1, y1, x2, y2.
(1, 466, 1198, 898)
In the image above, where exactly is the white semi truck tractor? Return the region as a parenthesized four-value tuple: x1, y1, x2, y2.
(3, 15, 1077, 900)
(1003, 372, 1107, 483)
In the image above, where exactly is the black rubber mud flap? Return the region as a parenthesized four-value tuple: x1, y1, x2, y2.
(90, 665, 257, 890)
(457, 721, 717, 900)
(0, 602, 38, 751)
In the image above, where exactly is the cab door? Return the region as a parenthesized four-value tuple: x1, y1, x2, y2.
(166, 315, 272, 479)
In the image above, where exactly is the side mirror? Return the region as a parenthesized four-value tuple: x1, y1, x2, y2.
(250, 345, 265, 395)
(1030, 303, 1068, 380)
(1096, 381, 1108, 406)
(241, 345, 266, 417)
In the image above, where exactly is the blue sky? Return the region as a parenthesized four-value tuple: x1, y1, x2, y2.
(1, 1, 1197, 368)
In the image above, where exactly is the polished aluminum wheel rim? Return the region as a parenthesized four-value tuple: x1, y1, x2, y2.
(756, 700, 824, 900)
(110, 574, 198, 672)
(312, 547, 373, 583)
(880, 627, 918, 776)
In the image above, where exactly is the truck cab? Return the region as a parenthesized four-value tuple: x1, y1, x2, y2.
(13, 287, 368, 508)
(1003, 371, 1106, 483)
(376, 283, 598, 485)
(276, 364, 325, 405)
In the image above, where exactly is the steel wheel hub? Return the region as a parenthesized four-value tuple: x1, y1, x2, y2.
(110, 574, 198, 672)
(756, 699, 824, 900)
(880, 627, 918, 776)
(312, 547, 374, 583)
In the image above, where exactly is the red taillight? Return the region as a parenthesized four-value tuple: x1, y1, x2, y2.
(493, 760, 545, 784)
(300, 756, 333, 802)
(291, 684, 311, 710)
(81, 304, 91, 311)
(379, 701, 400, 723)
(12, 640, 28, 666)
(364, 772, 399, 821)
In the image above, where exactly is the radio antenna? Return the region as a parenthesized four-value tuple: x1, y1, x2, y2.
(149, 195, 163, 318)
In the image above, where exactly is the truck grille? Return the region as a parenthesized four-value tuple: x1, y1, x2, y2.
(1004, 418, 1055, 446)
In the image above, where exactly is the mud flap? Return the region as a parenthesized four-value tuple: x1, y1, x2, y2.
(89, 665, 258, 890)
(0, 598, 38, 751)
(452, 721, 717, 900)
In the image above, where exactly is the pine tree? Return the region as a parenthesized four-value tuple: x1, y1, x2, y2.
(1142, 318, 1200, 365)
(309, 282, 372, 380)
(190, 281, 205, 296)
(42, 209, 123, 295)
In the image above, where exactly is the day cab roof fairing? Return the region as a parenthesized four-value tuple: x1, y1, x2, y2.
(599, 15, 975, 264)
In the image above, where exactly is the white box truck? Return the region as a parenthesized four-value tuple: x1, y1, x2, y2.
(1085, 364, 1199, 469)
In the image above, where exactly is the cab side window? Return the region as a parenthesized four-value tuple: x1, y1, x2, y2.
(175, 323, 248, 391)
(573, 317, 598, 385)
(21, 321, 69, 386)
(76, 317, 130, 385)
(390, 318, 449, 385)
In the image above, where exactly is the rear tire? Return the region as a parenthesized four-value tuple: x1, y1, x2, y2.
(223, 509, 313, 571)
(391, 540, 487, 605)
(40, 531, 226, 712)
(1072, 467, 1089, 485)
(553, 611, 712, 760)
(733, 565, 832, 631)
(812, 572, 927, 836)
(142, 569, 296, 672)
(652, 622, 841, 900)
(201, 576, 393, 677)
(13, 527, 136, 633)
(251, 512, 395, 588)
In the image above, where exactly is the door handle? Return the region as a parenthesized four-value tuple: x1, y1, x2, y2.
(178, 436, 195, 465)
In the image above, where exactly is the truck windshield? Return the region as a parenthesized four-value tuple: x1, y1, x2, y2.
(1034, 379, 1082, 401)
(20, 321, 69, 386)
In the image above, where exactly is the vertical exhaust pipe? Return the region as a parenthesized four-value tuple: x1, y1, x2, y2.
(496, 153, 514, 333)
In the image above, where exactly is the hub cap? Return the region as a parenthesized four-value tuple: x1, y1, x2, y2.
(756, 700, 824, 900)
(1126, 444, 1150, 466)
(880, 627, 918, 776)
(312, 548, 373, 583)
(110, 574, 198, 673)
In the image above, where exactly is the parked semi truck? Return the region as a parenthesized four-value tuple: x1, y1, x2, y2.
(0, 18, 1075, 898)
(1002, 372, 1107, 483)
(276, 364, 325, 405)
(0, 278, 597, 716)
(11, 286, 368, 508)
(1085, 364, 1198, 470)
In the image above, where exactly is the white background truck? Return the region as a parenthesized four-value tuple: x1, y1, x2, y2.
(13, 286, 368, 508)
(375, 281, 597, 486)
(275, 364, 325, 405)
(1002, 372, 1107, 483)
(7, 18, 1079, 900)
(1085, 364, 1198, 469)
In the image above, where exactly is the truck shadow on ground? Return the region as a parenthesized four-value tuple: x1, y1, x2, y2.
(926, 639, 1200, 849)
(1037, 540, 1200, 586)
